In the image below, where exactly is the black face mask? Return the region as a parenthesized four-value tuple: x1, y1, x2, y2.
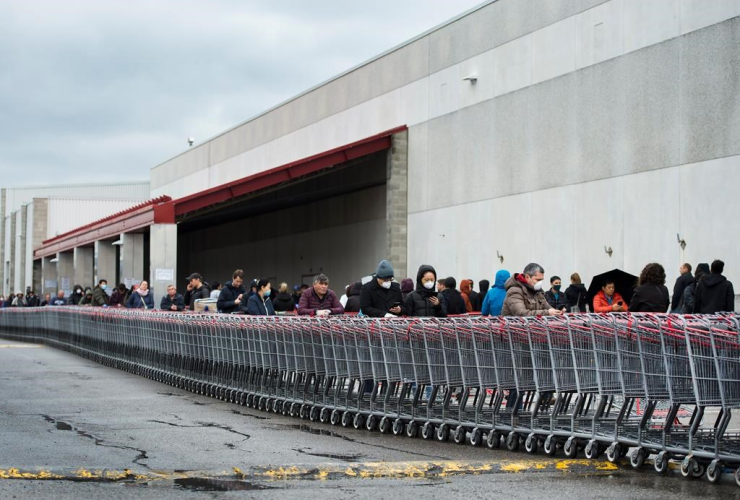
(553, 285, 562, 292)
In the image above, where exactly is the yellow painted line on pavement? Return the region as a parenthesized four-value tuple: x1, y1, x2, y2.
(0, 344, 43, 348)
(0, 459, 621, 484)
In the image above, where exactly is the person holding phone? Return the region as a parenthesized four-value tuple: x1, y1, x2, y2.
(405, 265, 447, 317)
(593, 279, 628, 313)
(360, 260, 407, 318)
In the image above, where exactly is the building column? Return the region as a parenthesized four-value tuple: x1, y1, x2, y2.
(73, 247, 94, 290)
(8, 213, 16, 294)
(41, 256, 57, 297)
(56, 251, 74, 297)
(120, 233, 144, 287)
(95, 240, 117, 286)
(386, 130, 408, 280)
(0, 188, 5, 296)
(19, 205, 27, 292)
(149, 224, 177, 310)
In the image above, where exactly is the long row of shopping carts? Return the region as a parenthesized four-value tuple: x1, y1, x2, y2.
(1, 308, 739, 485)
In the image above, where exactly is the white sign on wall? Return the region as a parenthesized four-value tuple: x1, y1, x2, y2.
(155, 268, 174, 282)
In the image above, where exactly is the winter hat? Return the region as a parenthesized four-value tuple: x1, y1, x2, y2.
(400, 278, 414, 294)
(376, 260, 394, 279)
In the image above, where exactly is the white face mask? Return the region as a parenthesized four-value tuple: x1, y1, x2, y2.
(381, 281, 392, 289)
(423, 281, 435, 290)
(533, 281, 543, 291)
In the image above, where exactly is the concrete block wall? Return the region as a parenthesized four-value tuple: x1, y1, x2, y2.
(386, 131, 408, 280)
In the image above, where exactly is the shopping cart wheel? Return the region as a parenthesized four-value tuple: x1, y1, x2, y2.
(681, 456, 704, 478)
(525, 434, 538, 454)
(506, 432, 519, 452)
(453, 426, 466, 444)
(734, 466, 740, 487)
(543, 435, 557, 456)
(310, 406, 320, 422)
(392, 419, 405, 436)
(469, 428, 482, 447)
(379, 416, 391, 434)
(238, 392, 246, 405)
(605, 442, 621, 463)
(629, 447, 647, 469)
(421, 422, 435, 440)
(563, 437, 578, 458)
(330, 410, 341, 426)
(341, 411, 353, 427)
(437, 424, 450, 442)
(584, 440, 600, 460)
(654, 451, 670, 474)
(300, 405, 310, 420)
(487, 431, 502, 449)
(406, 421, 419, 438)
(706, 460, 721, 483)
(353, 413, 365, 430)
(366, 415, 378, 431)
(320, 408, 330, 424)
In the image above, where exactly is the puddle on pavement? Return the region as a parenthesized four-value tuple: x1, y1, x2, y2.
(173, 478, 274, 492)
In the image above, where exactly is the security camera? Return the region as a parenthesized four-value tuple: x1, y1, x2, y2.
(187, 137, 195, 147)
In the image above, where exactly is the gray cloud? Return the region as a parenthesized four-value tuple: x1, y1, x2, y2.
(0, 0, 483, 188)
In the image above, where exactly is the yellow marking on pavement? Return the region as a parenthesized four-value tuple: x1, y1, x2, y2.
(0, 344, 43, 348)
(0, 459, 620, 484)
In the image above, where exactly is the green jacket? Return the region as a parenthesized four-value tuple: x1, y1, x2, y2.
(92, 286, 109, 306)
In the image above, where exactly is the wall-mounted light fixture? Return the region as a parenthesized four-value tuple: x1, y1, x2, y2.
(676, 233, 686, 250)
(496, 250, 504, 263)
(604, 246, 613, 258)
(49, 257, 59, 263)
(463, 75, 478, 84)
(187, 137, 194, 147)
(111, 239, 124, 246)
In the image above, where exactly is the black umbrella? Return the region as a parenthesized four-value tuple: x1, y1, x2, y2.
(586, 269, 638, 310)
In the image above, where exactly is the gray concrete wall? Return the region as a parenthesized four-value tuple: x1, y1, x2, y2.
(0, 189, 5, 296)
(149, 224, 177, 309)
(386, 131, 408, 281)
(178, 185, 387, 295)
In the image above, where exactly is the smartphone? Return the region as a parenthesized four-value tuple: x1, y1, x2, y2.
(391, 302, 403, 308)
(617, 301, 623, 306)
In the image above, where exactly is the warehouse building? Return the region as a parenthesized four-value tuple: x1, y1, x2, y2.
(19, 0, 740, 307)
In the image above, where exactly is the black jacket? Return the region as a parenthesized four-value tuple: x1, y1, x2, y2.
(467, 289, 480, 312)
(564, 283, 588, 312)
(272, 292, 295, 312)
(360, 279, 406, 317)
(544, 289, 568, 311)
(441, 288, 467, 315)
(629, 283, 670, 313)
(671, 272, 694, 311)
(184, 282, 212, 309)
(694, 274, 735, 314)
(476, 280, 490, 311)
(405, 265, 447, 318)
(160, 293, 185, 311)
(241, 294, 276, 315)
(217, 280, 245, 313)
(344, 282, 362, 313)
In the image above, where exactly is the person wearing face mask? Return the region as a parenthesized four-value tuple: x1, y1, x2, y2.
(360, 260, 407, 318)
(502, 263, 562, 316)
(544, 276, 568, 312)
(69, 284, 84, 305)
(242, 278, 276, 315)
(91, 279, 110, 306)
(405, 265, 447, 317)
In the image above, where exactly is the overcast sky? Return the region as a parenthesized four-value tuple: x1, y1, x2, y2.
(0, 1, 484, 189)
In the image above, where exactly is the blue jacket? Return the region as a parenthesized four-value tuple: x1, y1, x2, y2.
(127, 291, 155, 309)
(481, 270, 511, 316)
(243, 294, 276, 316)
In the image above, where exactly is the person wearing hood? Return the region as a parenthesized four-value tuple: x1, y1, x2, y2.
(564, 273, 589, 313)
(400, 278, 414, 302)
(217, 270, 245, 314)
(441, 277, 469, 315)
(272, 282, 296, 312)
(694, 259, 734, 313)
(360, 260, 406, 318)
(405, 265, 447, 317)
(126, 281, 154, 309)
(241, 278, 276, 315)
(464, 280, 480, 312)
(183, 273, 212, 310)
(78, 288, 94, 305)
(481, 270, 511, 316)
(502, 263, 562, 316)
(344, 281, 362, 313)
(681, 263, 709, 314)
(476, 280, 490, 311)
(68, 285, 84, 306)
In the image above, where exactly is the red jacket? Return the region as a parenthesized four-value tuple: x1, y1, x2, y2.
(297, 287, 344, 315)
(593, 290, 628, 313)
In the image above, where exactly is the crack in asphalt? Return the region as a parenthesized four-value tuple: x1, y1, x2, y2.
(147, 420, 251, 440)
